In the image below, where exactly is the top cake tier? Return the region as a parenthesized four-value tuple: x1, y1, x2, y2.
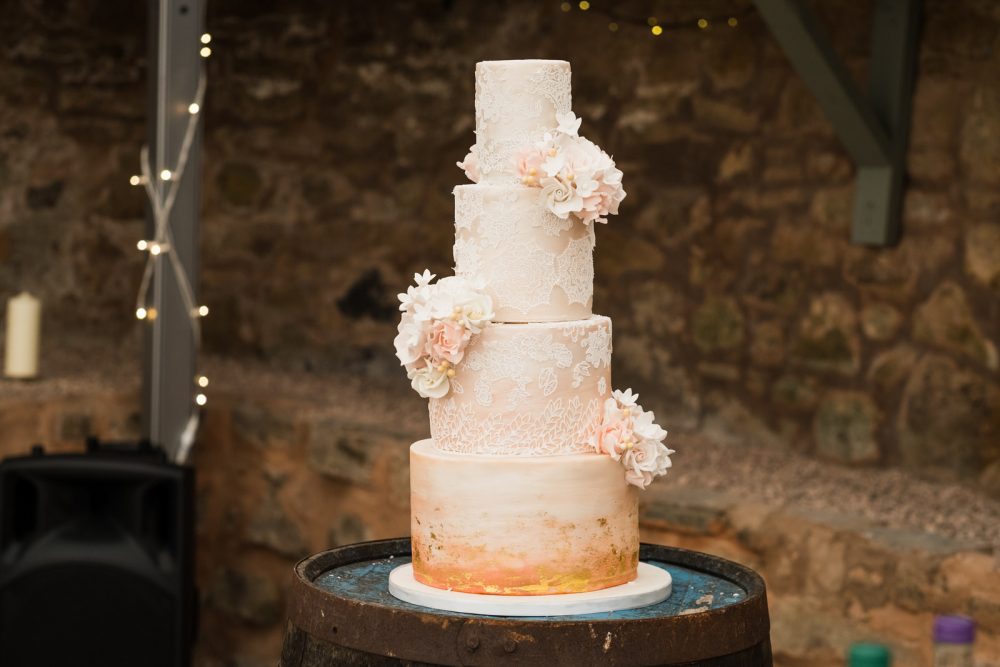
(474, 60, 572, 184)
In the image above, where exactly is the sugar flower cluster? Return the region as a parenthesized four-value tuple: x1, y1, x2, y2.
(394, 270, 494, 399)
(589, 389, 673, 489)
(457, 111, 626, 225)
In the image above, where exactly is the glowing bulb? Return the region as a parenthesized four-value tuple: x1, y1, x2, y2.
(149, 243, 162, 256)
(200, 33, 212, 44)
(728, 17, 738, 27)
(195, 393, 207, 406)
(560, 1, 570, 11)
(651, 25, 663, 35)
(197, 375, 209, 388)
(200, 46, 212, 57)
(129, 175, 141, 186)
(197, 305, 209, 317)
(188, 102, 200, 114)
(136, 307, 148, 320)
(697, 18, 709, 29)
(578, 1, 589, 9)
(136, 240, 149, 251)
(160, 169, 172, 181)
(608, 22, 618, 32)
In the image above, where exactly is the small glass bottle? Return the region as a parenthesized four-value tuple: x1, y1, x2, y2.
(848, 642, 891, 667)
(933, 615, 975, 667)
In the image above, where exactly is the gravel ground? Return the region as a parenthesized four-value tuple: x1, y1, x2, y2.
(669, 432, 1000, 552)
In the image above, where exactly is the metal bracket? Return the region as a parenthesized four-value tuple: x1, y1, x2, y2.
(754, 0, 921, 246)
(142, 0, 204, 459)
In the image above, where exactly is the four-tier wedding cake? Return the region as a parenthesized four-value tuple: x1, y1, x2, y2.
(394, 60, 673, 599)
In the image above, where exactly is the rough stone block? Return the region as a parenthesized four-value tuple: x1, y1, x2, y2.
(814, 391, 880, 465)
(232, 403, 299, 450)
(246, 492, 308, 558)
(913, 281, 998, 370)
(640, 488, 732, 535)
(207, 568, 282, 626)
(306, 417, 405, 484)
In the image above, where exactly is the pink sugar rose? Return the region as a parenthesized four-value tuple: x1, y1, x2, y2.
(457, 145, 479, 183)
(622, 439, 663, 490)
(428, 319, 471, 365)
(589, 418, 630, 461)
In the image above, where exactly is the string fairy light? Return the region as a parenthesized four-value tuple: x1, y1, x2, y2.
(131, 31, 214, 464)
(560, 2, 752, 37)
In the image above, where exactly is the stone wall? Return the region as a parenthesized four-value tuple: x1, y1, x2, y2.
(1, 0, 997, 485)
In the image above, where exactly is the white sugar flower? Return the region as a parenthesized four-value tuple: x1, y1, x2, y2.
(542, 151, 565, 178)
(612, 388, 639, 407)
(539, 174, 584, 219)
(458, 293, 494, 333)
(632, 408, 668, 442)
(393, 315, 426, 371)
(556, 111, 582, 137)
(410, 362, 450, 399)
(622, 439, 662, 489)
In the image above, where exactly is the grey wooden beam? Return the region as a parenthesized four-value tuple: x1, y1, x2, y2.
(142, 0, 204, 459)
(754, 0, 921, 246)
(755, 0, 891, 166)
(856, 0, 921, 245)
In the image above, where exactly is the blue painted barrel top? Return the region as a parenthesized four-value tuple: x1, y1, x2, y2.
(314, 555, 746, 621)
(283, 540, 771, 665)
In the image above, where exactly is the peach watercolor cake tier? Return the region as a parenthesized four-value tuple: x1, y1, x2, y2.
(393, 60, 674, 599)
(409, 439, 638, 595)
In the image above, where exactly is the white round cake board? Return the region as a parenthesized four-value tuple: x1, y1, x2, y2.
(388, 562, 672, 617)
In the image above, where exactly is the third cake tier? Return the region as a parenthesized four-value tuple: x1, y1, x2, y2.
(429, 315, 611, 456)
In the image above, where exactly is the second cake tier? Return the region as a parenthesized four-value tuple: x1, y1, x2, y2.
(430, 315, 612, 456)
(454, 184, 594, 323)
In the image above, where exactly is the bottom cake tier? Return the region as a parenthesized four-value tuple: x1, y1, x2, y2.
(409, 439, 639, 595)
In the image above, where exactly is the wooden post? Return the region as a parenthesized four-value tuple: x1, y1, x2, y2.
(143, 0, 204, 460)
(754, 0, 921, 246)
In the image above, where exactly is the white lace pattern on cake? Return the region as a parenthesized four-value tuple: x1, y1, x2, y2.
(454, 185, 593, 320)
(430, 317, 612, 456)
(474, 61, 572, 183)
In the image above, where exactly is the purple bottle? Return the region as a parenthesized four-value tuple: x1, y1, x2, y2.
(933, 615, 975, 667)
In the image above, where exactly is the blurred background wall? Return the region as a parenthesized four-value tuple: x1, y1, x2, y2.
(0, 0, 998, 665)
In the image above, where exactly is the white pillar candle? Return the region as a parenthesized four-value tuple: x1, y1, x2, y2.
(4, 292, 41, 379)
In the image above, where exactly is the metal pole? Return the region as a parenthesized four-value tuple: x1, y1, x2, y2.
(143, 0, 204, 459)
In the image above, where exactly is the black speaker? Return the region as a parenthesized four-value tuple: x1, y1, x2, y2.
(0, 439, 195, 667)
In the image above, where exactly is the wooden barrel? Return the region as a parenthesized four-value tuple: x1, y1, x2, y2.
(280, 538, 771, 667)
